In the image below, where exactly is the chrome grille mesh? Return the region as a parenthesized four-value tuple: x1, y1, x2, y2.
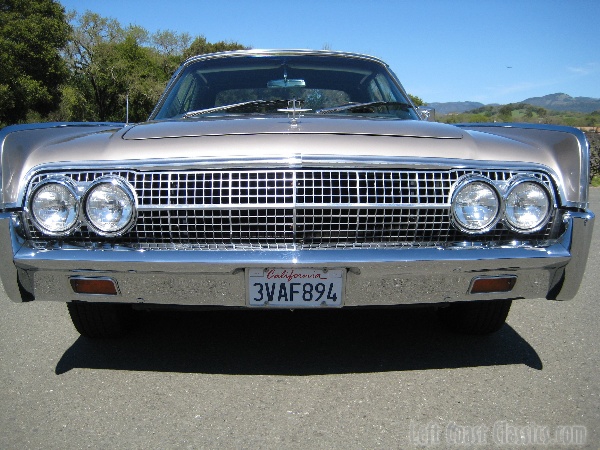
(25, 169, 558, 250)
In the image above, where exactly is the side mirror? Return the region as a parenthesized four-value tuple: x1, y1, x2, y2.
(417, 106, 436, 122)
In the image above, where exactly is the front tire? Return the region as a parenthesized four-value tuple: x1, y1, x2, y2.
(67, 302, 132, 338)
(437, 299, 512, 335)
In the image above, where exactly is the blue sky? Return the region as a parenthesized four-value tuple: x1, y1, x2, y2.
(58, 0, 599, 104)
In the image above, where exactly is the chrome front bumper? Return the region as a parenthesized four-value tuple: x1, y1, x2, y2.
(0, 211, 594, 306)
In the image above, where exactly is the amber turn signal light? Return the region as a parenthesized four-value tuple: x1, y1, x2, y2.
(469, 276, 516, 294)
(70, 278, 118, 295)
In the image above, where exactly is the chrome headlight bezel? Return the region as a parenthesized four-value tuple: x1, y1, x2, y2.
(504, 176, 554, 233)
(28, 177, 80, 236)
(450, 175, 502, 234)
(82, 176, 137, 236)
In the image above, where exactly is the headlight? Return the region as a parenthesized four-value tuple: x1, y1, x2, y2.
(83, 177, 136, 235)
(505, 179, 551, 232)
(29, 178, 79, 235)
(451, 176, 500, 233)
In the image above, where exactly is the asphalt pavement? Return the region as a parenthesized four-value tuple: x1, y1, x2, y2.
(1, 190, 598, 449)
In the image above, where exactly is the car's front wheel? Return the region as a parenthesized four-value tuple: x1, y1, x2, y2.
(67, 302, 132, 338)
(437, 299, 512, 335)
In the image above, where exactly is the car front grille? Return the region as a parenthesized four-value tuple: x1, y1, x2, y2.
(24, 169, 559, 250)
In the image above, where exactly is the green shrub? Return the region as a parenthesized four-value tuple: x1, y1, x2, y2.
(588, 133, 600, 182)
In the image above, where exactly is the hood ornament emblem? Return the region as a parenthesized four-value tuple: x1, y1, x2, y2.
(278, 98, 311, 128)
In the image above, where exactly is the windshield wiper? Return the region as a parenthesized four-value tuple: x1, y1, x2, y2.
(183, 99, 289, 118)
(315, 101, 413, 114)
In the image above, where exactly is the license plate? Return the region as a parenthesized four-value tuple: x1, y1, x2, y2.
(247, 268, 344, 308)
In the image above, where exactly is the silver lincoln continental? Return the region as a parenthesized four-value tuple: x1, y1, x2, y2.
(0, 50, 594, 337)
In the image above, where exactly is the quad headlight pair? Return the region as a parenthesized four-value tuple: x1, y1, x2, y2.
(451, 175, 554, 234)
(28, 176, 136, 236)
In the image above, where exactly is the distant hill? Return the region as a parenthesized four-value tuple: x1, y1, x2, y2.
(427, 101, 485, 115)
(521, 93, 600, 113)
(429, 93, 600, 114)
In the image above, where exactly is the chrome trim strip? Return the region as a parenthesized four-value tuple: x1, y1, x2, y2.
(22, 155, 560, 172)
(135, 203, 452, 211)
(12, 239, 572, 268)
(183, 49, 391, 67)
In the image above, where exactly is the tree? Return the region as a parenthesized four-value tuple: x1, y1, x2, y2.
(61, 12, 248, 122)
(183, 35, 246, 60)
(63, 12, 170, 122)
(63, 11, 127, 121)
(498, 104, 514, 122)
(408, 94, 425, 107)
(0, 0, 70, 126)
(152, 29, 192, 77)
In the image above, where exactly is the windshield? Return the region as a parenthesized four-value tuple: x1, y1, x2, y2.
(152, 55, 419, 120)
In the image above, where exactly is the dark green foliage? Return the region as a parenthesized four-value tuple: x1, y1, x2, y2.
(0, 7, 249, 125)
(588, 133, 600, 181)
(408, 94, 424, 107)
(182, 36, 246, 60)
(0, 0, 70, 126)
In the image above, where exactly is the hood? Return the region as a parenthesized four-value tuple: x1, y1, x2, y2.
(0, 118, 585, 207)
(121, 116, 464, 140)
